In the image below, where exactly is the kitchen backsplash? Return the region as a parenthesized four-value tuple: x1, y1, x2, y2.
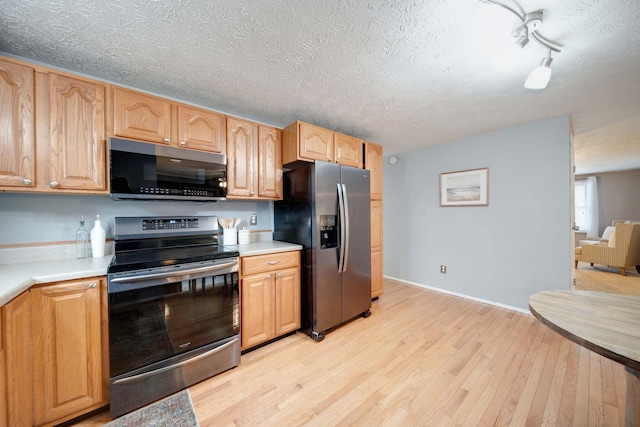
(0, 193, 273, 263)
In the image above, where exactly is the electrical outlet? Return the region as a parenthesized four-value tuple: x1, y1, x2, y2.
(250, 214, 257, 226)
(440, 265, 447, 274)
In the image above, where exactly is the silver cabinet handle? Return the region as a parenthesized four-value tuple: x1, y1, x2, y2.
(50, 181, 59, 188)
(88, 282, 97, 288)
(267, 261, 280, 265)
(250, 191, 255, 196)
(179, 141, 186, 145)
(23, 178, 32, 185)
(276, 273, 282, 279)
(163, 137, 170, 142)
(260, 191, 265, 196)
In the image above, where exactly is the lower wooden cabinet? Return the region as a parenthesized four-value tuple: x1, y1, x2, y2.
(240, 251, 301, 350)
(371, 200, 384, 299)
(0, 277, 107, 427)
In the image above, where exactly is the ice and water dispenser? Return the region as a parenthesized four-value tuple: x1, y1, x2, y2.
(320, 215, 337, 249)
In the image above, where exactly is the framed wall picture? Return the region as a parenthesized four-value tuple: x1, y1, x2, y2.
(440, 167, 489, 206)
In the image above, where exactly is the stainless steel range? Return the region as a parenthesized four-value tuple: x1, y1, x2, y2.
(107, 216, 240, 418)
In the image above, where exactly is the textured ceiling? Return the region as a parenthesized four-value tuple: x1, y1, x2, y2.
(1, 0, 639, 174)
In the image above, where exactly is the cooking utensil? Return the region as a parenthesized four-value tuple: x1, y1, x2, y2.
(218, 218, 226, 229)
(234, 218, 241, 228)
(228, 218, 234, 228)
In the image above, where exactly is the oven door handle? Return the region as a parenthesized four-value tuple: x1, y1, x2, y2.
(111, 338, 238, 385)
(109, 261, 238, 283)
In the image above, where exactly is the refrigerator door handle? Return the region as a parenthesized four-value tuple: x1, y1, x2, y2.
(342, 183, 350, 272)
(337, 183, 346, 273)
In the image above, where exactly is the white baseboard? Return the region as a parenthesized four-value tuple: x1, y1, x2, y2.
(383, 275, 531, 315)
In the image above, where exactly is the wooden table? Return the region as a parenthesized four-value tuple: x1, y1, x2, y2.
(529, 290, 640, 426)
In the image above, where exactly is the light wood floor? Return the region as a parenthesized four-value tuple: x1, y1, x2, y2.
(76, 278, 628, 426)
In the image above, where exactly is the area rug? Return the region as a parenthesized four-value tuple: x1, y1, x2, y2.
(105, 390, 199, 427)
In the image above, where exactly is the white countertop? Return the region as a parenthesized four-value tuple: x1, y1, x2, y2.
(0, 256, 113, 306)
(0, 241, 302, 306)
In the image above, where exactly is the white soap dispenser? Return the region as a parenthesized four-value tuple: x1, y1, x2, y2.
(90, 215, 106, 257)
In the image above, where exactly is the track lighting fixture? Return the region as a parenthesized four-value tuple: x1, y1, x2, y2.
(478, 0, 563, 89)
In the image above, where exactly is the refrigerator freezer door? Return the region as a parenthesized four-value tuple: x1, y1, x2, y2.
(340, 166, 372, 321)
(313, 161, 343, 333)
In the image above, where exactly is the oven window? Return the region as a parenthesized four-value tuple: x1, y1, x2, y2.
(109, 272, 239, 377)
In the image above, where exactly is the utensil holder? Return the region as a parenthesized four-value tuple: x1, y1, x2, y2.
(223, 228, 237, 245)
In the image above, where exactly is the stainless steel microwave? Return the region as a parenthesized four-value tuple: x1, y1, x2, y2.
(109, 137, 227, 202)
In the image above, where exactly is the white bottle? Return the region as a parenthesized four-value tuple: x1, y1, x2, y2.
(90, 215, 106, 257)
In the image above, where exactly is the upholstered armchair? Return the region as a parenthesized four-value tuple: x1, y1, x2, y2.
(575, 222, 640, 276)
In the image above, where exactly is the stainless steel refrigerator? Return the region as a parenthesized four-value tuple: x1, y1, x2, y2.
(274, 161, 371, 341)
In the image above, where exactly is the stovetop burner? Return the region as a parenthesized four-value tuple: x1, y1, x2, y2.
(108, 216, 239, 273)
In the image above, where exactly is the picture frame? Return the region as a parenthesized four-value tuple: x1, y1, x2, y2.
(440, 167, 489, 207)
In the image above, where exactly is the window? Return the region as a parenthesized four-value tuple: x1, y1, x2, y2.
(575, 180, 587, 230)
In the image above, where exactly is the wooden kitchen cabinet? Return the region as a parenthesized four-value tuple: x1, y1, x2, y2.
(365, 141, 383, 201)
(366, 142, 384, 298)
(112, 86, 226, 154)
(45, 73, 107, 192)
(1, 291, 32, 427)
(227, 117, 282, 200)
(31, 278, 105, 426)
(282, 121, 364, 168)
(240, 251, 301, 350)
(0, 58, 35, 190)
(177, 104, 225, 153)
(371, 200, 384, 299)
(0, 277, 107, 427)
(112, 87, 172, 144)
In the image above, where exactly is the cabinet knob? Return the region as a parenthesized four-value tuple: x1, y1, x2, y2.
(276, 273, 282, 279)
(163, 137, 171, 142)
(250, 191, 255, 196)
(88, 282, 97, 288)
(50, 181, 59, 188)
(266, 274, 271, 280)
(23, 178, 32, 185)
(260, 191, 265, 196)
(179, 141, 186, 145)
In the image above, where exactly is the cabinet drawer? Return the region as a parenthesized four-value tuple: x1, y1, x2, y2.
(241, 251, 300, 276)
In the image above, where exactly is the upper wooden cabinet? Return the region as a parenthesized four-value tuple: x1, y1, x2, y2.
(112, 86, 225, 154)
(333, 132, 363, 168)
(227, 117, 282, 200)
(112, 87, 172, 144)
(365, 141, 383, 200)
(47, 73, 107, 191)
(283, 120, 363, 167)
(177, 105, 225, 153)
(0, 59, 35, 189)
(258, 125, 282, 199)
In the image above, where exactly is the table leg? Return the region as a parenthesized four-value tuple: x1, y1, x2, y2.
(627, 367, 640, 427)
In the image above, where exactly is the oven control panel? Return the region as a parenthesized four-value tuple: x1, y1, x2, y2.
(142, 218, 199, 230)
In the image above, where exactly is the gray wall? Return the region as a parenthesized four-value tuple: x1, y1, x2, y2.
(383, 116, 572, 310)
(576, 169, 640, 235)
(0, 194, 273, 245)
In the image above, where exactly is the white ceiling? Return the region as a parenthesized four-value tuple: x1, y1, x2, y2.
(1, 0, 639, 174)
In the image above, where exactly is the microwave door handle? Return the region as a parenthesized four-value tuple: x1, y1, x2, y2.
(109, 261, 238, 283)
(342, 184, 350, 272)
(337, 183, 346, 273)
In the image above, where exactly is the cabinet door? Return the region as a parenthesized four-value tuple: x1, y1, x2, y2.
(112, 87, 171, 144)
(227, 117, 257, 198)
(2, 291, 32, 427)
(298, 122, 333, 162)
(0, 59, 35, 188)
(274, 267, 300, 336)
(241, 274, 275, 349)
(334, 132, 363, 168)
(258, 125, 282, 199)
(371, 200, 384, 298)
(177, 105, 225, 153)
(31, 278, 104, 425)
(48, 73, 106, 191)
(365, 142, 383, 200)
